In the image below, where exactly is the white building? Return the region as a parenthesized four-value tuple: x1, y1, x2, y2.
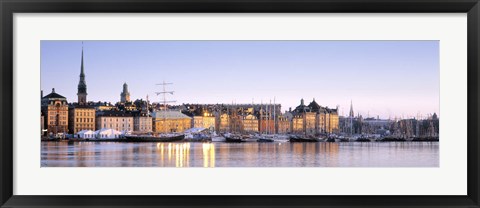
(96, 111, 134, 133)
(133, 111, 152, 133)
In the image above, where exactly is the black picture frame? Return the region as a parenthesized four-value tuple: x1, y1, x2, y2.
(1, 0, 479, 207)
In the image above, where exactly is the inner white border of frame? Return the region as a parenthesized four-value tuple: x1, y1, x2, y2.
(13, 13, 467, 195)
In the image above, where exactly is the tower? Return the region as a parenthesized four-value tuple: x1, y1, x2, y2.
(349, 100, 354, 135)
(349, 100, 354, 118)
(77, 43, 87, 105)
(120, 82, 131, 103)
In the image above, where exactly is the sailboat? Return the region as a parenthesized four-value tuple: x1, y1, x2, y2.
(224, 102, 246, 143)
(257, 99, 274, 143)
(125, 81, 185, 142)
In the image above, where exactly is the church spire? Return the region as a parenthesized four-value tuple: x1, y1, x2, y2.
(80, 42, 85, 77)
(349, 100, 354, 118)
(77, 41, 87, 105)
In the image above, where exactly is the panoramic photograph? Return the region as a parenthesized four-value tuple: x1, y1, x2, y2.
(40, 40, 439, 167)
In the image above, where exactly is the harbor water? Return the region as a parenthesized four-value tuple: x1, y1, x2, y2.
(41, 141, 439, 167)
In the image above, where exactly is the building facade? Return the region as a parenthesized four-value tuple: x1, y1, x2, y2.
(41, 112, 44, 137)
(191, 109, 216, 130)
(41, 88, 69, 137)
(277, 115, 291, 134)
(152, 110, 192, 133)
(68, 106, 96, 134)
(218, 113, 230, 132)
(96, 111, 134, 132)
(242, 114, 259, 133)
(133, 112, 153, 133)
(291, 98, 339, 135)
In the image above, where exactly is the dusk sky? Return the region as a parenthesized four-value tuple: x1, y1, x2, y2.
(41, 40, 439, 119)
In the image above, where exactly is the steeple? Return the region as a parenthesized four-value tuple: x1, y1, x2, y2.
(80, 43, 85, 78)
(77, 42, 87, 105)
(349, 100, 354, 118)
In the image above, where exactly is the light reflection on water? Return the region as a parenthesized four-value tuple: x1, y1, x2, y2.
(41, 141, 439, 167)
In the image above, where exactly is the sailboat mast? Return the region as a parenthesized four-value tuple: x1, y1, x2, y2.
(265, 101, 267, 134)
(273, 97, 276, 135)
(163, 81, 166, 133)
(155, 81, 175, 134)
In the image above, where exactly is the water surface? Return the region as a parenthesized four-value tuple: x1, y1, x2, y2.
(41, 141, 439, 167)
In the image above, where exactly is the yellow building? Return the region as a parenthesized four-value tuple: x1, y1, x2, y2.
(192, 110, 216, 130)
(218, 113, 230, 132)
(305, 112, 316, 134)
(41, 88, 69, 137)
(203, 115, 216, 130)
(242, 114, 259, 133)
(292, 114, 304, 134)
(153, 110, 192, 133)
(327, 110, 339, 133)
(291, 98, 340, 135)
(277, 115, 290, 134)
(68, 105, 96, 134)
(192, 116, 203, 128)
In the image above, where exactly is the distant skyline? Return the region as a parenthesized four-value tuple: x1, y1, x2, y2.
(41, 40, 439, 119)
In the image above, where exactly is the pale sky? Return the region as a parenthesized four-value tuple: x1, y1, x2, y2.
(41, 40, 439, 119)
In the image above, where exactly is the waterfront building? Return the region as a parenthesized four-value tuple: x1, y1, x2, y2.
(391, 113, 438, 138)
(218, 113, 230, 132)
(192, 116, 204, 129)
(305, 112, 316, 134)
(277, 114, 291, 134)
(242, 114, 259, 133)
(152, 110, 192, 133)
(292, 114, 304, 134)
(68, 105, 96, 134)
(228, 109, 244, 133)
(191, 108, 216, 130)
(120, 82, 131, 103)
(339, 102, 364, 135)
(203, 113, 216, 130)
(40, 112, 44, 136)
(361, 117, 393, 135)
(283, 110, 294, 133)
(133, 111, 152, 133)
(291, 98, 339, 135)
(259, 115, 275, 134)
(41, 88, 69, 137)
(96, 111, 134, 132)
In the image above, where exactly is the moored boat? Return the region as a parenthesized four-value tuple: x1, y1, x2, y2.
(225, 136, 246, 143)
(125, 134, 185, 142)
(224, 133, 246, 143)
(289, 135, 321, 142)
(257, 136, 274, 143)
